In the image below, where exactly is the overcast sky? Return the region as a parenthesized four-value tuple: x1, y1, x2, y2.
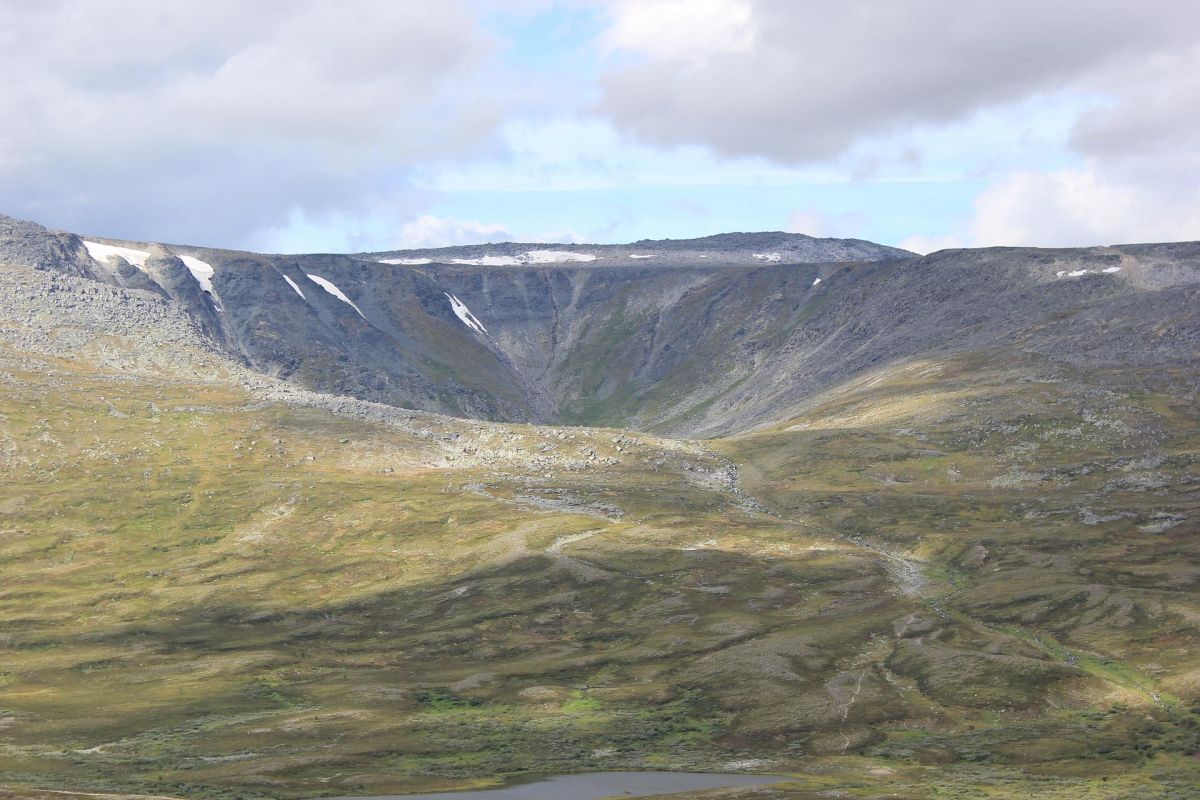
(2, 0, 1198, 252)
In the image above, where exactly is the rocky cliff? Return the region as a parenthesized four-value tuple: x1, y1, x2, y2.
(3, 213, 1196, 436)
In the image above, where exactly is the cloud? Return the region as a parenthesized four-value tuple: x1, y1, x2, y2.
(904, 42, 1200, 251)
(902, 160, 1200, 252)
(575, 1, 1198, 250)
(599, 0, 756, 63)
(5, 1, 1197, 253)
(968, 166, 1200, 248)
(1070, 45, 1200, 162)
(396, 216, 512, 248)
(595, 1, 1200, 164)
(0, 0, 511, 247)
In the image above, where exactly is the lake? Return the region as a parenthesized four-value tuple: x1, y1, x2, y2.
(320, 771, 788, 800)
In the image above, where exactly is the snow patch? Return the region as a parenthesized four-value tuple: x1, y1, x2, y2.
(178, 255, 215, 294)
(83, 241, 150, 270)
(753, 252, 782, 262)
(379, 257, 432, 265)
(449, 250, 598, 266)
(445, 293, 488, 334)
(521, 250, 597, 264)
(282, 274, 306, 300)
(306, 274, 366, 318)
(629, 253, 656, 259)
(1055, 266, 1123, 278)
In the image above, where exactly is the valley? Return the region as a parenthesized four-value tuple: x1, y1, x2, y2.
(0, 216, 1198, 799)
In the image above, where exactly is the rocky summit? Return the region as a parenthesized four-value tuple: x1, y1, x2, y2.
(1, 212, 1199, 799)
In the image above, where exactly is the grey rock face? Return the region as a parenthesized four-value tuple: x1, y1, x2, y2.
(2, 212, 1197, 436)
(420, 246, 1199, 434)
(0, 214, 101, 279)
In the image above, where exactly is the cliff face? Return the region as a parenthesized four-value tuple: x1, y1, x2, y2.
(422, 247, 1198, 435)
(3, 213, 1197, 435)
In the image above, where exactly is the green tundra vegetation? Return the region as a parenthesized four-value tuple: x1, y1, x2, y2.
(1, 340, 1198, 800)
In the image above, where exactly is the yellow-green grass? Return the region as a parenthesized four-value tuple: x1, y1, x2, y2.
(2, 348, 1198, 798)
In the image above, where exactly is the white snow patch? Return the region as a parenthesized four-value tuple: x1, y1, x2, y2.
(282, 274, 306, 300)
(379, 257, 432, 265)
(523, 250, 598, 264)
(752, 252, 782, 262)
(306, 274, 366, 318)
(83, 241, 150, 270)
(629, 253, 656, 260)
(812, 277, 822, 286)
(178, 255, 215, 294)
(445, 293, 488, 334)
(449, 256, 519, 266)
(449, 250, 598, 266)
(1055, 266, 1123, 278)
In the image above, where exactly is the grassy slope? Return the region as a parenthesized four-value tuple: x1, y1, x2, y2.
(718, 350, 1200, 796)
(1, 344, 1198, 799)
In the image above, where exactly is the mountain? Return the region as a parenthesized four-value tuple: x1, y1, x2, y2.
(4, 213, 1197, 437)
(0, 216, 916, 427)
(1, 212, 1198, 799)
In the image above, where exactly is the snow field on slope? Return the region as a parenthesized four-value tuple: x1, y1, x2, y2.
(83, 241, 151, 270)
(445, 293, 488, 334)
(306, 274, 366, 318)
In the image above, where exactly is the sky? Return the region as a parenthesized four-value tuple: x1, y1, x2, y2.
(1, 0, 1198, 254)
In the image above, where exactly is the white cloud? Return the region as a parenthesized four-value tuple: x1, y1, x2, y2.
(0, 0, 512, 247)
(4, 1, 1197, 253)
(570, 1, 1197, 251)
(596, 1, 1200, 163)
(396, 216, 512, 249)
(969, 166, 1200, 248)
(599, 0, 756, 63)
(1070, 44, 1200, 162)
(902, 159, 1200, 253)
(905, 41, 1200, 251)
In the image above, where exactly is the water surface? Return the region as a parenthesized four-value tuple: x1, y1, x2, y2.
(321, 771, 787, 800)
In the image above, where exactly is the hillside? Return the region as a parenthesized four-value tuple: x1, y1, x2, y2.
(5, 214, 1198, 441)
(0, 214, 1198, 799)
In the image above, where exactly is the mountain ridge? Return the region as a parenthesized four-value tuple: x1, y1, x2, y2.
(2, 212, 1197, 437)
(361, 230, 915, 264)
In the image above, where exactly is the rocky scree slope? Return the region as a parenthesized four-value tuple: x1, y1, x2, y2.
(0, 256, 730, 482)
(2, 213, 1198, 437)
